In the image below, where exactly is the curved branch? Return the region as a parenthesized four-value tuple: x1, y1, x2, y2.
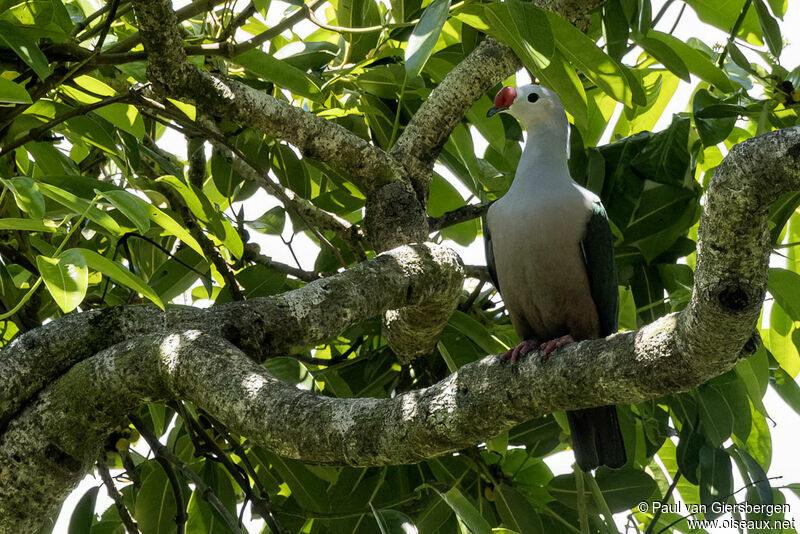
(129, 0, 403, 194)
(2, 128, 800, 533)
(389, 0, 604, 202)
(0, 244, 464, 432)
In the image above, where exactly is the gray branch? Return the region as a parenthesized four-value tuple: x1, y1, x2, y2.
(2, 128, 799, 533)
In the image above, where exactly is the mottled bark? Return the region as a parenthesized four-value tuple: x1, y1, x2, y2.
(0, 245, 464, 433)
(2, 129, 799, 533)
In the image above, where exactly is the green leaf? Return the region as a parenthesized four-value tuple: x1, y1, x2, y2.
(629, 116, 692, 186)
(697, 379, 735, 446)
(731, 446, 773, 507)
(494, 484, 543, 533)
(594, 468, 658, 513)
(371, 506, 419, 534)
(693, 89, 738, 147)
(506, 0, 554, 63)
(753, 0, 782, 56)
(134, 467, 177, 534)
(37, 249, 88, 313)
(544, 10, 639, 107)
(766, 302, 800, 377)
(433, 486, 492, 533)
(734, 345, 769, 415)
(448, 310, 507, 354)
(0, 218, 57, 232)
(772, 365, 800, 417)
(646, 31, 733, 92)
(405, 0, 450, 78)
(698, 446, 732, 518)
(262, 450, 331, 512)
(250, 206, 286, 235)
(145, 204, 205, 258)
(0, 77, 32, 104)
(93, 103, 145, 140)
(636, 35, 690, 81)
(96, 189, 151, 234)
(5, 176, 45, 219)
(676, 423, 704, 485)
(233, 49, 324, 102)
(602, 0, 630, 60)
(37, 182, 123, 236)
(67, 486, 99, 534)
(0, 20, 52, 80)
(76, 248, 165, 309)
(684, 0, 762, 45)
(768, 268, 800, 320)
(547, 468, 656, 513)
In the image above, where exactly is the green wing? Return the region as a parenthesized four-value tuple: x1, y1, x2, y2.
(482, 214, 500, 290)
(580, 201, 619, 337)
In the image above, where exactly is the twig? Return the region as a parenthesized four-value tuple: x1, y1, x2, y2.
(95, 0, 122, 52)
(135, 99, 349, 268)
(129, 415, 188, 534)
(242, 243, 324, 282)
(0, 92, 133, 158)
(717, 0, 754, 67)
(139, 134, 245, 300)
(97, 461, 140, 534)
(428, 202, 492, 232)
(131, 413, 243, 534)
(464, 265, 491, 283)
(644, 469, 680, 534)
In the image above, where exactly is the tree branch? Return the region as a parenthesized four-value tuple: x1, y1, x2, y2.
(2, 128, 800, 532)
(128, 0, 403, 195)
(0, 244, 464, 432)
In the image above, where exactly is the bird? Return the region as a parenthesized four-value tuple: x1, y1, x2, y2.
(484, 83, 626, 471)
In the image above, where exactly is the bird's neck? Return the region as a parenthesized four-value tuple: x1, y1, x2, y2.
(511, 120, 571, 191)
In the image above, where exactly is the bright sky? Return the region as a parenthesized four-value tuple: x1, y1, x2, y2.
(53, 0, 800, 532)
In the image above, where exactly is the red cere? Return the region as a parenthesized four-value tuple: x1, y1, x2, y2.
(494, 86, 517, 108)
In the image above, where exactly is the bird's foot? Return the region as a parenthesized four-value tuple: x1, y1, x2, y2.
(539, 335, 575, 362)
(501, 339, 540, 365)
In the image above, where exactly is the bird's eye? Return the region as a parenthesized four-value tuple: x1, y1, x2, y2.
(527, 93, 539, 103)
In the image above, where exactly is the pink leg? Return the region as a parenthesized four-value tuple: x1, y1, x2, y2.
(539, 335, 575, 361)
(501, 339, 540, 365)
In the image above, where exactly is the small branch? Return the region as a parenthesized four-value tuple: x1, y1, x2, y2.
(0, 92, 133, 158)
(97, 461, 140, 534)
(216, 0, 256, 41)
(464, 265, 491, 283)
(644, 469, 680, 534)
(72, 0, 130, 36)
(242, 243, 324, 282)
(717, 0, 754, 67)
(130, 414, 188, 534)
(94, 0, 122, 51)
(428, 202, 491, 232)
(390, 38, 521, 201)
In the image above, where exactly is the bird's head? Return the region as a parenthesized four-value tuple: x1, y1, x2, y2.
(486, 84, 565, 130)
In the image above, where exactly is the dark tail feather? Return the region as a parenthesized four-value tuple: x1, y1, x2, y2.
(567, 405, 626, 471)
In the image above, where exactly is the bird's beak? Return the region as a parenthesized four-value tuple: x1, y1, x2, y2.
(487, 86, 517, 118)
(486, 106, 508, 118)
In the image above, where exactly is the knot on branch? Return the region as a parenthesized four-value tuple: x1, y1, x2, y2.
(364, 181, 429, 251)
(381, 244, 464, 362)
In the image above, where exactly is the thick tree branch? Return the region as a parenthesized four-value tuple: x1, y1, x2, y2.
(391, 38, 521, 201)
(2, 128, 800, 533)
(389, 0, 604, 202)
(0, 244, 464, 432)
(129, 0, 403, 195)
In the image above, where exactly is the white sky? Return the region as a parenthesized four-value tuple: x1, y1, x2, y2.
(53, 0, 800, 532)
